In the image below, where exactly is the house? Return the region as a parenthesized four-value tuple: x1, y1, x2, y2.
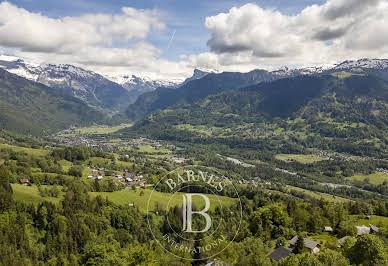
(356, 225, 371, 236)
(289, 236, 320, 254)
(365, 215, 371, 220)
(19, 178, 29, 185)
(324, 226, 333, 232)
(338, 236, 351, 247)
(369, 224, 379, 234)
(96, 176, 103, 181)
(356, 224, 379, 236)
(205, 260, 230, 266)
(268, 246, 293, 262)
(87, 175, 94, 179)
(139, 182, 145, 188)
(125, 173, 135, 179)
(92, 169, 98, 174)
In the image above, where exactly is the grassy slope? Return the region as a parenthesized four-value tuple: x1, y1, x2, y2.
(11, 184, 63, 205)
(347, 172, 388, 185)
(90, 188, 237, 212)
(288, 186, 349, 202)
(275, 154, 327, 164)
(0, 143, 49, 156)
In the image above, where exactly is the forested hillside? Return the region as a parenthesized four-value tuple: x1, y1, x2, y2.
(125, 74, 388, 158)
(0, 69, 107, 135)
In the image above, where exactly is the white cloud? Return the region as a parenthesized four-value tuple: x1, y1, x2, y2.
(1, 0, 388, 80)
(0, 2, 163, 53)
(0, 2, 192, 80)
(190, 0, 388, 71)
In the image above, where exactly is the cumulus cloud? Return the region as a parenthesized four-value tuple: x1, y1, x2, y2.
(0, 2, 163, 53)
(193, 0, 388, 71)
(0, 2, 192, 80)
(1, 0, 388, 80)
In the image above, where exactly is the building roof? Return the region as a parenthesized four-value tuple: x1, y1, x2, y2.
(369, 224, 379, 233)
(268, 246, 293, 262)
(338, 236, 350, 246)
(289, 236, 320, 249)
(19, 178, 29, 183)
(356, 225, 371, 235)
(324, 226, 333, 232)
(205, 260, 230, 266)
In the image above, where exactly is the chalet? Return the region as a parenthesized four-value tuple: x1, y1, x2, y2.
(369, 224, 379, 234)
(356, 224, 380, 236)
(19, 178, 29, 185)
(268, 246, 293, 262)
(170, 157, 186, 164)
(356, 225, 371, 235)
(324, 226, 333, 232)
(338, 236, 350, 247)
(205, 260, 230, 266)
(125, 173, 135, 179)
(289, 236, 320, 254)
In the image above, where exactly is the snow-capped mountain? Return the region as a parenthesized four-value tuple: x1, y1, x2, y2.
(0, 56, 143, 113)
(107, 74, 181, 99)
(181, 68, 220, 85)
(332, 58, 388, 71)
(1, 54, 388, 115)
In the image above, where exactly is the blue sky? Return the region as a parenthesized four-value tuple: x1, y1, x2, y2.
(0, 0, 386, 79)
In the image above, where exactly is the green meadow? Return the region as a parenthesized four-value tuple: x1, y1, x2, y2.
(347, 172, 388, 185)
(11, 184, 63, 205)
(0, 143, 49, 156)
(90, 188, 237, 212)
(275, 153, 327, 164)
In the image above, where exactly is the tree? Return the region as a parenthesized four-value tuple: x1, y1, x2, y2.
(348, 234, 388, 265)
(68, 165, 84, 177)
(294, 233, 306, 254)
(317, 249, 350, 266)
(0, 166, 13, 212)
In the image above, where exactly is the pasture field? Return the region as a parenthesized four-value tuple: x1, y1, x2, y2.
(74, 123, 133, 135)
(0, 143, 49, 156)
(275, 153, 327, 164)
(11, 184, 63, 205)
(288, 186, 348, 202)
(347, 172, 388, 185)
(349, 215, 388, 228)
(90, 188, 237, 212)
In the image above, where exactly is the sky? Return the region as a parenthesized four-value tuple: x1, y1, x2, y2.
(0, 0, 387, 80)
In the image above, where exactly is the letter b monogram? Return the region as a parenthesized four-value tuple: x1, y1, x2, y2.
(182, 194, 211, 233)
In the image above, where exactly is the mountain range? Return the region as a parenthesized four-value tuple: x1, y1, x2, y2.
(0, 54, 388, 140)
(0, 68, 107, 135)
(125, 73, 388, 158)
(125, 58, 388, 121)
(0, 55, 183, 114)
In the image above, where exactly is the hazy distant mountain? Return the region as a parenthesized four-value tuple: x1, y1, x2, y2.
(180, 68, 220, 85)
(125, 69, 278, 120)
(107, 74, 181, 99)
(125, 74, 388, 158)
(125, 59, 388, 121)
(0, 56, 133, 113)
(0, 68, 107, 135)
